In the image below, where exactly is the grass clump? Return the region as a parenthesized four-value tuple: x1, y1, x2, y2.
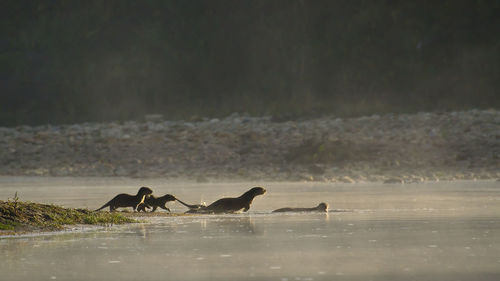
(0, 199, 136, 233)
(0, 223, 15, 230)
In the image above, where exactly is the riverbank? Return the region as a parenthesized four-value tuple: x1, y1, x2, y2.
(1, 110, 499, 183)
(0, 200, 135, 236)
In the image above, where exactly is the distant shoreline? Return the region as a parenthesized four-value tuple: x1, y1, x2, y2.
(1, 110, 498, 183)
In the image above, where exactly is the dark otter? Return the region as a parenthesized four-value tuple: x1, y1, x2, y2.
(95, 187, 153, 212)
(272, 202, 329, 213)
(186, 187, 266, 214)
(137, 194, 176, 212)
(175, 198, 206, 211)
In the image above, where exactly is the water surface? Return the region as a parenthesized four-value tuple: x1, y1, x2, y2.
(1, 177, 499, 281)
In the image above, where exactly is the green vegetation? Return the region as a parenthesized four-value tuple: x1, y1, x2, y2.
(0, 223, 15, 231)
(0, 199, 136, 234)
(1, 1, 499, 126)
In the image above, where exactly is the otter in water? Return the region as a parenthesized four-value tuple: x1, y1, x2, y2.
(95, 186, 153, 212)
(137, 194, 176, 212)
(175, 198, 206, 211)
(186, 187, 266, 214)
(272, 202, 329, 213)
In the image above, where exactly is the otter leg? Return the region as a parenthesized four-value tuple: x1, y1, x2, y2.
(139, 203, 152, 212)
(135, 195, 147, 212)
(160, 205, 171, 212)
(243, 204, 250, 212)
(151, 206, 158, 212)
(137, 203, 146, 212)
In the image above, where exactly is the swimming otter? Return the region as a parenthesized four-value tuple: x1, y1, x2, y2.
(186, 187, 266, 214)
(272, 202, 329, 213)
(137, 194, 176, 212)
(95, 187, 153, 212)
(175, 198, 206, 211)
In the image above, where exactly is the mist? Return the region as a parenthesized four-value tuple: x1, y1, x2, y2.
(2, 2, 500, 281)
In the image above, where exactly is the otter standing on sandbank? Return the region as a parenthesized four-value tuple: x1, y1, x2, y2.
(137, 194, 176, 212)
(95, 186, 153, 212)
(186, 187, 266, 214)
(272, 202, 329, 213)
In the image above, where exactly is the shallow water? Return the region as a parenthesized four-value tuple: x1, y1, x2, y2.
(1, 177, 500, 281)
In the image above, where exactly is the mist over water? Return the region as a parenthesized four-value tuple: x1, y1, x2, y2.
(1, 177, 499, 281)
(2, 2, 499, 280)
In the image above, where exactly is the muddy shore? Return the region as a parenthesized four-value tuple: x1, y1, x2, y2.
(1, 110, 499, 183)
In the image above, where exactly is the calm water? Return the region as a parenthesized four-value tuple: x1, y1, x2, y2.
(1, 177, 500, 281)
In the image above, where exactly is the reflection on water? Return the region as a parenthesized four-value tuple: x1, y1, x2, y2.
(196, 216, 262, 236)
(1, 177, 500, 280)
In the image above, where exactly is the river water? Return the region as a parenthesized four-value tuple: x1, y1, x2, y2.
(1, 177, 499, 281)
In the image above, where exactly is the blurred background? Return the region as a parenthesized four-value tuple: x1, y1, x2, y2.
(1, 0, 499, 126)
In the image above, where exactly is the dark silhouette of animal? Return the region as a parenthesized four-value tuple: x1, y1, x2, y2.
(175, 198, 206, 211)
(272, 202, 329, 213)
(137, 194, 176, 212)
(186, 187, 266, 214)
(95, 187, 153, 212)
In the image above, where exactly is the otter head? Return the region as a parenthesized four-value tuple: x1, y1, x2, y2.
(317, 202, 329, 212)
(250, 187, 266, 196)
(162, 194, 176, 202)
(138, 186, 153, 195)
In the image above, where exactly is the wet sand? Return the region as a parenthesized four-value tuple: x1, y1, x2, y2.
(1, 177, 499, 280)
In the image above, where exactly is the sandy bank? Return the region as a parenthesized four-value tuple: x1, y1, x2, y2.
(1, 110, 498, 183)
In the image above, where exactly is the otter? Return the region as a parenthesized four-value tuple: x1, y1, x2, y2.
(175, 198, 206, 211)
(95, 186, 153, 212)
(272, 202, 329, 213)
(186, 187, 266, 214)
(137, 194, 176, 212)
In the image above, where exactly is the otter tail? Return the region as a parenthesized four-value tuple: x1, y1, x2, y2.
(176, 199, 204, 210)
(95, 201, 110, 211)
